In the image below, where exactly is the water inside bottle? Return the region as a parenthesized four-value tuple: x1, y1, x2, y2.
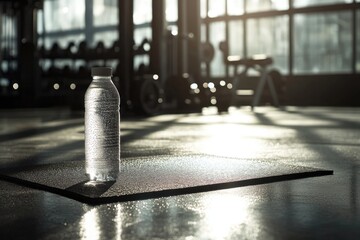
(85, 108, 119, 181)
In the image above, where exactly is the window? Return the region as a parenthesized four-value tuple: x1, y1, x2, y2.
(246, 0, 288, 13)
(43, 0, 85, 31)
(227, 0, 244, 16)
(166, 0, 178, 22)
(247, 16, 289, 74)
(201, 0, 207, 19)
(93, 0, 118, 27)
(200, 0, 358, 76)
(293, 11, 352, 74)
(133, 0, 152, 25)
(228, 20, 244, 57)
(209, 21, 226, 77)
(0, 13, 18, 93)
(133, 0, 152, 72)
(39, 0, 119, 48)
(166, 0, 178, 34)
(293, 0, 352, 8)
(208, 0, 225, 18)
(1, 15, 17, 56)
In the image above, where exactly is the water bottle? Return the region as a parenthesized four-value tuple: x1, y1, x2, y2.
(85, 67, 120, 182)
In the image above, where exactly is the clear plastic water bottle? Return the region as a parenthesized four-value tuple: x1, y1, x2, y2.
(85, 67, 120, 182)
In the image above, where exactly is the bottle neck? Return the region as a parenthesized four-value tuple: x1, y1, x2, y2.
(93, 76, 111, 80)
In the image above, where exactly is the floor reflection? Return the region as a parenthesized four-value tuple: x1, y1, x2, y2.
(115, 205, 122, 240)
(80, 207, 101, 240)
(79, 204, 123, 240)
(198, 192, 256, 239)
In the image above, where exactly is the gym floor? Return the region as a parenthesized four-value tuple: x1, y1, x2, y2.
(0, 106, 359, 239)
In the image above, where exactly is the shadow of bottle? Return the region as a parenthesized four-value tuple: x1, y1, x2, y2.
(66, 180, 116, 198)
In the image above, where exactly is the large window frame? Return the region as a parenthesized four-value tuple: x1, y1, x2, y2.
(201, 0, 360, 78)
(37, 0, 119, 49)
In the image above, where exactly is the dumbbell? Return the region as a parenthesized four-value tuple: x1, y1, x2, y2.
(38, 45, 46, 57)
(140, 38, 151, 52)
(77, 65, 90, 79)
(111, 40, 120, 54)
(137, 63, 148, 75)
(62, 65, 72, 77)
(47, 65, 61, 77)
(65, 42, 76, 57)
(200, 42, 215, 63)
(50, 42, 62, 57)
(78, 40, 88, 57)
(95, 41, 105, 55)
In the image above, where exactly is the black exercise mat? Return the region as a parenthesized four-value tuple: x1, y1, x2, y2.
(0, 155, 333, 205)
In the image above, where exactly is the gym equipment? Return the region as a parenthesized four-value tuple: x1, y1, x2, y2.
(134, 38, 151, 55)
(77, 65, 90, 79)
(38, 45, 46, 57)
(219, 41, 281, 110)
(112, 40, 120, 53)
(95, 41, 105, 55)
(129, 74, 162, 115)
(49, 42, 61, 57)
(108, 40, 120, 58)
(140, 38, 151, 53)
(62, 65, 72, 78)
(46, 65, 61, 77)
(200, 42, 215, 64)
(136, 63, 150, 75)
(138, 76, 162, 115)
(77, 40, 88, 58)
(65, 42, 76, 57)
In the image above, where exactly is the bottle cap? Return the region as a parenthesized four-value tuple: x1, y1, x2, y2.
(91, 67, 112, 77)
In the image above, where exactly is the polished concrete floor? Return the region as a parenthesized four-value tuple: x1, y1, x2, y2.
(0, 106, 359, 239)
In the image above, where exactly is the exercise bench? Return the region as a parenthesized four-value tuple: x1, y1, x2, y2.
(220, 41, 280, 110)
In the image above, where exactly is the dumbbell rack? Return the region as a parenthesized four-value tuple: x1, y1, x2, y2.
(38, 40, 123, 108)
(38, 38, 161, 113)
